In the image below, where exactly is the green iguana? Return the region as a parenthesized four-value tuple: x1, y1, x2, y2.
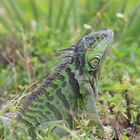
(0, 29, 113, 139)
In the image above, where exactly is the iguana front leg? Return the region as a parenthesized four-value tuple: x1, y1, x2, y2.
(83, 81, 104, 130)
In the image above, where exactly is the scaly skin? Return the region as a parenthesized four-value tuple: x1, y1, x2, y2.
(0, 29, 113, 139)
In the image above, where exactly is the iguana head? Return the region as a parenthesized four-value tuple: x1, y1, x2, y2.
(60, 29, 113, 80)
(84, 29, 113, 76)
(73, 29, 113, 97)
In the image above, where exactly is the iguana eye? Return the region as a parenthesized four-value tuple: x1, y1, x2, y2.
(95, 35, 101, 42)
(96, 35, 100, 40)
(89, 58, 100, 70)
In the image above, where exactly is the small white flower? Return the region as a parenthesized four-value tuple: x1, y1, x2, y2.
(0, 7, 5, 16)
(31, 20, 37, 27)
(116, 13, 124, 18)
(83, 24, 92, 29)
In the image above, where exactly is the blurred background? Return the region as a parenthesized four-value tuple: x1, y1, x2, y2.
(0, 0, 140, 138)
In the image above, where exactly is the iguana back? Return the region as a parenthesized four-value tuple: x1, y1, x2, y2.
(17, 58, 81, 130)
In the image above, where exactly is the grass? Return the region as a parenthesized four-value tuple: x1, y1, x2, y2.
(0, 0, 140, 139)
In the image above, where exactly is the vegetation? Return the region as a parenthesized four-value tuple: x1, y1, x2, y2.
(0, 0, 140, 139)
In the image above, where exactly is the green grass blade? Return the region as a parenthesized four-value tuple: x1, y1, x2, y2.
(120, 0, 128, 13)
(62, 0, 74, 31)
(73, 0, 79, 29)
(29, 0, 39, 21)
(55, 0, 65, 28)
(48, 0, 53, 27)
(123, 2, 140, 35)
(8, 0, 26, 27)
(0, 17, 11, 31)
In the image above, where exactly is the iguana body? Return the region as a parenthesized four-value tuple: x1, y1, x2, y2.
(0, 29, 113, 139)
